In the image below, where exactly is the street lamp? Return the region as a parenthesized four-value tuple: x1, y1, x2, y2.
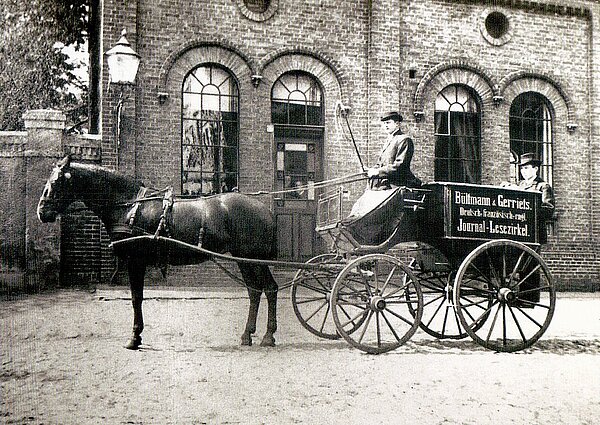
(105, 29, 140, 168)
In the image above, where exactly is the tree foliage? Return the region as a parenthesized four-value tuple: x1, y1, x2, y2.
(0, 0, 88, 130)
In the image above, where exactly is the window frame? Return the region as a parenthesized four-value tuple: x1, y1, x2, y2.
(433, 84, 482, 184)
(509, 91, 554, 186)
(180, 63, 240, 196)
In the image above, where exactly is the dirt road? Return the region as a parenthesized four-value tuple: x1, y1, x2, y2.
(2, 289, 599, 424)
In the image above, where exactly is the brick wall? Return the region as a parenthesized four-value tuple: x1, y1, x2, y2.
(95, 0, 600, 290)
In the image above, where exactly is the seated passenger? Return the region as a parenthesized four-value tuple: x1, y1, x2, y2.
(502, 152, 555, 306)
(367, 111, 421, 189)
(502, 152, 555, 220)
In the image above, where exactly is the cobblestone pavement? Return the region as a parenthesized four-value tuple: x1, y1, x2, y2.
(2, 288, 599, 424)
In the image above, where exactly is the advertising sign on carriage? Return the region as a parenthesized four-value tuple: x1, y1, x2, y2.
(441, 183, 540, 244)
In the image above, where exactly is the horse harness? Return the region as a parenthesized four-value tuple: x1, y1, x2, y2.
(112, 186, 175, 238)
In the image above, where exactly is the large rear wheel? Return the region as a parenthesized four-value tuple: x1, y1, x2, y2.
(453, 240, 556, 352)
(331, 254, 423, 354)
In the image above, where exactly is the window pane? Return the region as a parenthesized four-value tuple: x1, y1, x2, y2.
(435, 135, 449, 159)
(288, 102, 306, 125)
(435, 111, 448, 135)
(272, 101, 287, 124)
(183, 93, 201, 118)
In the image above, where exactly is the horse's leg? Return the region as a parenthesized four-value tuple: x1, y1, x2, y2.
(238, 264, 261, 346)
(125, 257, 147, 350)
(259, 265, 278, 347)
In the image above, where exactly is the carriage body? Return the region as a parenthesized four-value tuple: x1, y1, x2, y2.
(292, 181, 555, 353)
(316, 182, 543, 267)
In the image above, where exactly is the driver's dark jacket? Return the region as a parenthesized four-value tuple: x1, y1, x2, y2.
(373, 129, 421, 187)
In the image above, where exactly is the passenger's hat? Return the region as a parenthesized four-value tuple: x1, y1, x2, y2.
(380, 111, 403, 122)
(518, 152, 542, 167)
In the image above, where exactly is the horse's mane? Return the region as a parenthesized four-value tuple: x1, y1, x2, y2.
(70, 162, 145, 198)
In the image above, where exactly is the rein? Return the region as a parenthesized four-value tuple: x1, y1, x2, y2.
(112, 172, 368, 206)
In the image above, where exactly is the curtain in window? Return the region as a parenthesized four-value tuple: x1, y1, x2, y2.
(509, 92, 553, 186)
(434, 85, 481, 184)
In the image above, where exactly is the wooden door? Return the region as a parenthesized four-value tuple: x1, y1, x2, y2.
(273, 127, 323, 261)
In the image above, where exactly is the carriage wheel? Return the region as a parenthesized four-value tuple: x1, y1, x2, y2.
(291, 253, 346, 339)
(453, 240, 556, 352)
(331, 254, 423, 354)
(405, 260, 492, 340)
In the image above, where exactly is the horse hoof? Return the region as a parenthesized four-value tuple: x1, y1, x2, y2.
(125, 338, 141, 350)
(260, 336, 275, 347)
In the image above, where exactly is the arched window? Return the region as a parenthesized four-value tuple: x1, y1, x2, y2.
(181, 64, 239, 195)
(434, 85, 481, 183)
(510, 92, 553, 185)
(271, 71, 323, 127)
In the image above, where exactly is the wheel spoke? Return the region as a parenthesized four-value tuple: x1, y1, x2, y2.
(502, 246, 507, 284)
(303, 300, 329, 322)
(423, 293, 446, 308)
(508, 305, 527, 343)
(425, 297, 446, 328)
(373, 266, 380, 294)
(452, 306, 462, 335)
(360, 265, 374, 297)
(380, 264, 399, 293)
(486, 249, 501, 287)
(467, 300, 499, 330)
(382, 280, 412, 300)
(297, 283, 329, 296)
(376, 312, 382, 348)
(516, 299, 550, 309)
(502, 303, 507, 347)
(485, 303, 501, 344)
(518, 285, 551, 295)
(357, 310, 373, 344)
(460, 294, 491, 310)
(318, 303, 331, 334)
(466, 262, 495, 288)
(513, 306, 544, 329)
(296, 295, 327, 305)
(440, 306, 450, 338)
(512, 264, 542, 290)
(509, 251, 526, 282)
(384, 306, 417, 327)
(340, 308, 368, 328)
(380, 311, 402, 342)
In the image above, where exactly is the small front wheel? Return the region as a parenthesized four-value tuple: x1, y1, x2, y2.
(331, 254, 423, 354)
(291, 253, 345, 339)
(454, 240, 556, 352)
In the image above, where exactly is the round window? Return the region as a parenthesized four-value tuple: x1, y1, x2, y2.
(480, 9, 512, 46)
(485, 12, 509, 39)
(237, 0, 278, 22)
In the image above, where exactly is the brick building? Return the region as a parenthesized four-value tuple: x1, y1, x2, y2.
(14, 0, 597, 290)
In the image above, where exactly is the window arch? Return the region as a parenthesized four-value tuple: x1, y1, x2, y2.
(181, 64, 239, 195)
(510, 92, 553, 186)
(271, 71, 324, 126)
(434, 84, 481, 183)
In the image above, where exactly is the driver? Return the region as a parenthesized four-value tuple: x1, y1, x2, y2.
(367, 111, 421, 189)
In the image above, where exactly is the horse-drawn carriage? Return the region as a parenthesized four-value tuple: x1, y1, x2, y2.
(38, 157, 555, 353)
(292, 182, 555, 353)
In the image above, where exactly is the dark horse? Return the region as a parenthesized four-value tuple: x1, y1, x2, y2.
(37, 156, 278, 349)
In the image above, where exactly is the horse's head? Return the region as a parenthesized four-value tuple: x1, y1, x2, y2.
(37, 155, 75, 223)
